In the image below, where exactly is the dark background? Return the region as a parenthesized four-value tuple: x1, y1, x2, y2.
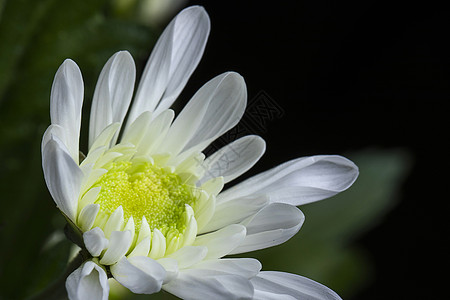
(184, 1, 447, 299)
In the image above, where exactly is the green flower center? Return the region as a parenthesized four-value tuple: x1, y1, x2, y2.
(93, 160, 196, 234)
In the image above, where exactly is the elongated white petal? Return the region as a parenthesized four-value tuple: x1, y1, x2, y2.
(129, 236, 151, 257)
(200, 135, 265, 184)
(157, 257, 179, 284)
(192, 258, 261, 279)
(42, 137, 83, 222)
(89, 51, 136, 147)
(167, 246, 208, 269)
(126, 6, 210, 127)
(149, 229, 166, 259)
(218, 155, 359, 206)
(100, 230, 132, 265)
(120, 111, 152, 147)
(137, 109, 175, 156)
(50, 59, 83, 164)
(163, 269, 253, 300)
(87, 123, 120, 155)
(199, 195, 269, 234)
(41, 124, 66, 153)
(251, 271, 342, 300)
(83, 227, 109, 257)
(136, 216, 151, 244)
(253, 290, 296, 300)
(78, 204, 100, 232)
(195, 194, 216, 232)
(161, 72, 246, 157)
(193, 224, 246, 259)
(230, 203, 304, 254)
(103, 206, 124, 238)
(110, 256, 166, 294)
(66, 261, 109, 300)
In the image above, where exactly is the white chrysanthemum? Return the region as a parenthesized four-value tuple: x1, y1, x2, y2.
(41, 6, 358, 300)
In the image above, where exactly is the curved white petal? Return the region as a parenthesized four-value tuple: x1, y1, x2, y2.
(192, 258, 261, 279)
(193, 224, 246, 259)
(78, 204, 100, 232)
(50, 59, 83, 164)
(137, 109, 175, 156)
(41, 124, 67, 153)
(157, 257, 179, 284)
(66, 261, 109, 300)
(200, 135, 266, 185)
(161, 72, 247, 157)
(230, 203, 304, 254)
(251, 271, 342, 300)
(126, 6, 210, 126)
(163, 269, 253, 300)
(83, 227, 109, 257)
(167, 246, 208, 269)
(199, 194, 269, 234)
(110, 256, 166, 294)
(103, 206, 124, 238)
(218, 155, 359, 206)
(89, 51, 136, 147)
(42, 137, 83, 222)
(99, 230, 132, 265)
(253, 290, 296, 300)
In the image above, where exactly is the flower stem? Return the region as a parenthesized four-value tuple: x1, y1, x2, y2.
(28, 250, 86, 300)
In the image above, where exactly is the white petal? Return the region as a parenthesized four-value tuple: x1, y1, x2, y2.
(66, 261, 109, 300)
(251, 271, 342, 300)
(78, 187, 100, 213)
(200, 135, 265, 185)
(83, 227, 109, 257)
(100, 230, 132, 265)
(120, 111, 152, 148)
(192, 258, 261, 279)
(163, 269, 253, 300)
(87, 123, 120, 155)
(41, 124, 66, 154)
(181, 204, 197, 247)
(89, 51, 136, 147)
(157, 257, 179, 284)
(103, 206, 124, 238)
(161, 72, 246, 157)
(218, 155, 359, 206)
(110, 256, 166, 294)
(78, 204, 100, 232)
(253, 290, 296, 300)
(148, 228, 166, 259)
(230, 203, 304, 254)
(193, 224, 246, 259)
(50, 59, 83, 164)
(136, 216, 151, 244)
(199, 194, 269, 234)
(137, 109, 175, 156)
(195, 194, 216, 232)
(166, 246, 208, 269)
(129, 236, 151, 257)
(199, 176, 224, 196)
(126, 6, 210, 126)
(42, 137, 83, 222)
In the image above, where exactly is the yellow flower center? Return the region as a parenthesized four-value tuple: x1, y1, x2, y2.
(93, 160, 196, 235)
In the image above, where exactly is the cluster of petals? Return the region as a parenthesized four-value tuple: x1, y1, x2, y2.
(41, 6, 358, 300)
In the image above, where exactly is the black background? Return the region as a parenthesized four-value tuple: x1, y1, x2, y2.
(182, 1, 447, 299)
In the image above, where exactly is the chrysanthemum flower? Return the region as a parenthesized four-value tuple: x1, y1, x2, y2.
(41, 6, 358, 300)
